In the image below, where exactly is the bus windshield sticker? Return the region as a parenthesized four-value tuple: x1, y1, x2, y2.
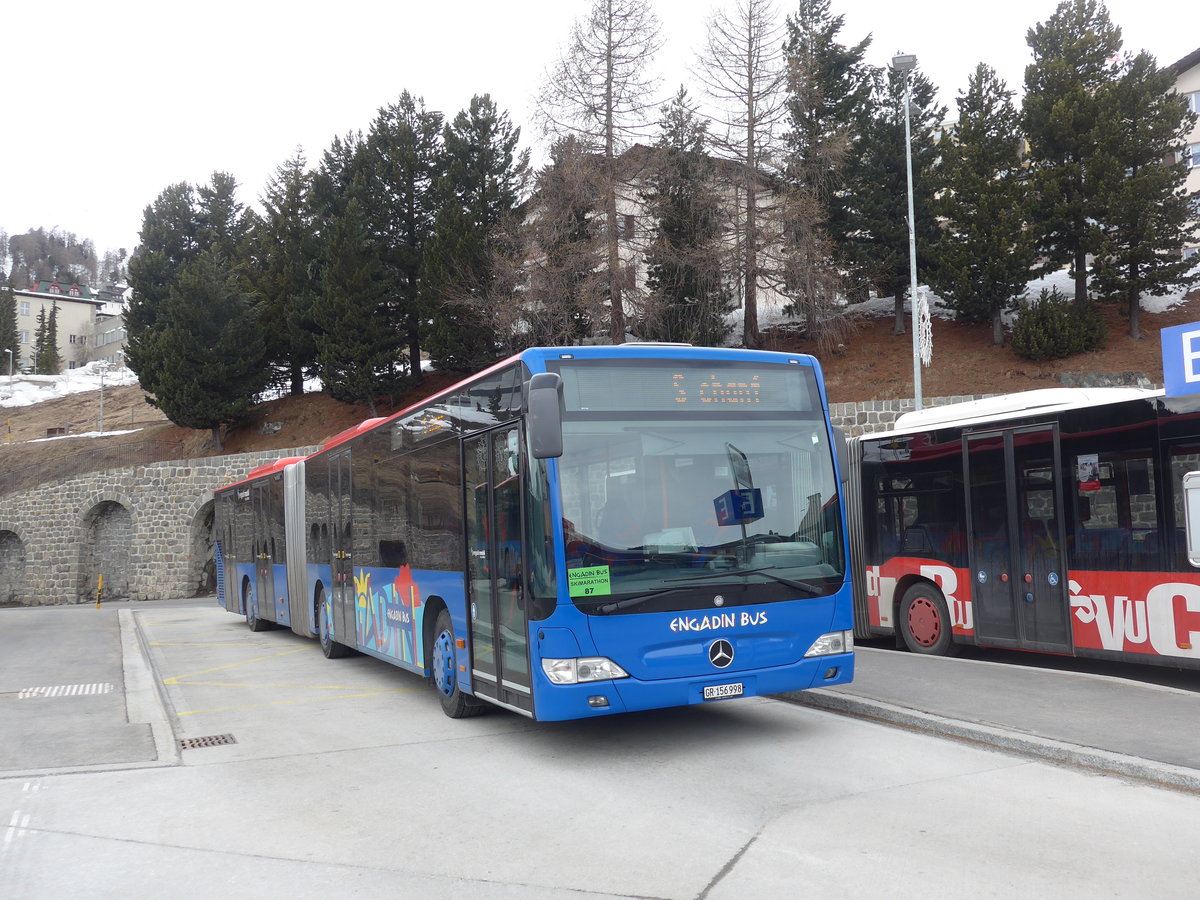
(568, 566, 612, 598)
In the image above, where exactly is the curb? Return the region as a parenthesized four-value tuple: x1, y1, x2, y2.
(120, 608, 181, 766)
(780, 688, 1200, 795)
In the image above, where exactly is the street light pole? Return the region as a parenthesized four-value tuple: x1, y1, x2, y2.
(892, 52, 922, 411)
(97, 360, 109, 433)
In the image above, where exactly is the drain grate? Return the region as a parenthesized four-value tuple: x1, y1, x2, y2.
(19, 683, 115, 699)
(178, 733, 238, 751)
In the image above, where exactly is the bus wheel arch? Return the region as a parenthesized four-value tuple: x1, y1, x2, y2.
(898, 580, 958, 656)
(422, 595, 449, 673)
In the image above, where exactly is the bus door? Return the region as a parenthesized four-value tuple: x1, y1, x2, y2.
(965, 426, 1072, 652)
(251, 481, 275, 621)
(463, 424, 532, 714)
(329, 451, 356, 647)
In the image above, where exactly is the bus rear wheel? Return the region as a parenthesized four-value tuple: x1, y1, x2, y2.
(899, 582, 958, 656)
(245, 581, 271, 632)
(317, 588, 351, 659)
(430, 610, 487, 719)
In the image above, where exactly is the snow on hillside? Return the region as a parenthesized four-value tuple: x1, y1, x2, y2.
(814, 267, 1195, 325)
(0, 361, 139, 409)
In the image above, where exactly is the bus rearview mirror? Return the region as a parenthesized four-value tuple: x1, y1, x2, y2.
(527, 372, 565, 459)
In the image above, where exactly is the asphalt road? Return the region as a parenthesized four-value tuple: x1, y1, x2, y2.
(2, 600, 1199, 899)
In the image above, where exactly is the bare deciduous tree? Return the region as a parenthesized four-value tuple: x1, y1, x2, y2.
(694, 0, 786, 348)
(537, 0, 662, 344)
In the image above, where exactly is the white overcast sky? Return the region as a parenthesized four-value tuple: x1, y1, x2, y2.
(1, 0, 1193, 262)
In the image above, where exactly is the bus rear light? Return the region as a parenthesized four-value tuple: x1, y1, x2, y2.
(542, 657, 629, 685)
(804, 630, 853, 658)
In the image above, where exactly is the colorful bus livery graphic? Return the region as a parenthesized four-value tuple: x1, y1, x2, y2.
(849, 387, 1200, 668)
(861, 558, 1200, 661)
(354, 566, 429, 667)
(215, 345, 855, 721)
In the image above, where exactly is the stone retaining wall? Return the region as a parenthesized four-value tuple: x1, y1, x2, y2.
(0, 447, 316, 605)
(829, 393, 994, 437)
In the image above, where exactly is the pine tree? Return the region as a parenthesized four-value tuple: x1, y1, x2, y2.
(250, 150, 321, 394)
(844, 64, 944, 334)
(32, 308, 47, 374)
(45, 303, 59, 374)
(1092, 51, 1200, 338)
(358, 91, 445, 385)
(30, 303, 61, 374)
(783, 0, 872, 257)
(0, 283, 18, 374)
(1023, 0, 1123, 303)
(779, 0, 873, 346)
(126, 182, 198, 397)
(195, 172, 250, 260)
(313, 198, 401, 415)
(640, 88, 733, 345)
(127, 173, 254, 417)
(149, 252, 268, 450)
(935, 64, 1035, 346)
(423, 95, 527, 371)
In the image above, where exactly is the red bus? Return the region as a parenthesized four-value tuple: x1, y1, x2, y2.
(848, 387, 1200, 668)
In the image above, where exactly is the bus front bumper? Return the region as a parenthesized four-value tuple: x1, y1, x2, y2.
(531, 652, 854, 722)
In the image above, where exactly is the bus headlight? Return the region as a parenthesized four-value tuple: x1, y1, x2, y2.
(542, 657, 630, 684)
(804, 630, 853, 657)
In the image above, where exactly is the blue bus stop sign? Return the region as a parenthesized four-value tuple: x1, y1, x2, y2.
(714, 488, 764, 526)
(1161, 321, 1200, 398)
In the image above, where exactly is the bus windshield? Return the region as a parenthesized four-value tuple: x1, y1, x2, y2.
(553, 361, 845, 615)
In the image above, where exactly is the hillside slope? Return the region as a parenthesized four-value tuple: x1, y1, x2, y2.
(2, 294, 1198, 467)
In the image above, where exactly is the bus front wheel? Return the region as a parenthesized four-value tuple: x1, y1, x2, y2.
(430, 610, 487, 719)
(899, 582, 958, 656)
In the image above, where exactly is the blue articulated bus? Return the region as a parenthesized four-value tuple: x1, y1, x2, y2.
(214, 344, 855, 720)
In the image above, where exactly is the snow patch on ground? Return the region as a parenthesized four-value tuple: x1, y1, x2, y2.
(0, 360, 139, 409)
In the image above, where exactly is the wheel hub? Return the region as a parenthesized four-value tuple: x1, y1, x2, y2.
(907, 596, 941, 647)
(433, 631, 456, 696)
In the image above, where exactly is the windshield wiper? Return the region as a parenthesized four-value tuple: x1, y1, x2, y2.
(596, 588, 694, 614)
(667, 567, 825, 596)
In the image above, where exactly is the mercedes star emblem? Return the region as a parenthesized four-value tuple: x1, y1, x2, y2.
(708, 639, 734, 669)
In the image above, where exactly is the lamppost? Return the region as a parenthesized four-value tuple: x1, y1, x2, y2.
(891, 51, 922, 411)
(4, 348, 11, 400)
(96, 359, 110, 433)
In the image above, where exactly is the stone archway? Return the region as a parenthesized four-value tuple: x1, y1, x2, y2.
(79, 501, 133, 602)
(190, 499, 216, 597)
(0, 530, 27, 606)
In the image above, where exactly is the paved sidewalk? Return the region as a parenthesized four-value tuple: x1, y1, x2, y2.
(781, 646, 1200, 792)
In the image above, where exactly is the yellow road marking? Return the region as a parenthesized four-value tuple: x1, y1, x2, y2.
(175, 687, 419, 716)
(173, 680, 387, 690)
(161, 647, 311, 685)
(150, 641, 290, 648)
